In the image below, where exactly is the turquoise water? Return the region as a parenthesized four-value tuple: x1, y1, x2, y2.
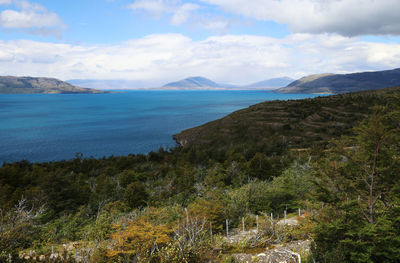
(0, 91, 319, 163)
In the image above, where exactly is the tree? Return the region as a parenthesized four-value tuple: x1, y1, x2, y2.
(312, 104, 400, 262)
(107, 216, 172, 261)
(0, 198, 44, 259)
(124, 181, 148, 209)
(248, 152, 273, 180)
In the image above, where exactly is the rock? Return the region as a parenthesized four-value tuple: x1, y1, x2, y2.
(39, 255, 46, 261)
(232, 240, 311, 263)
(233, 249, 297, 263)
(277, 216, 301, 226)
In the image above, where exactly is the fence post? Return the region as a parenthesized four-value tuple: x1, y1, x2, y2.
(284, 210, 287, 225)
(210, 222, 213, 240)
(298, 207, 301, 217)
(185, 207, 189, 225)
(226, 219, 229, 238)
(256, 215, 259, 233)
(242, 217, 245, 233)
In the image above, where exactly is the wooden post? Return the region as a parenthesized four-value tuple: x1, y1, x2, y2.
(51, 246, 54, 262)
(256, 215, 259, 233)
(270, 212, 273, 224)
(284, 210, 287, 224)
(210, 222, 213, 240)
(298, 207, 301, 217)
(226, 219, 229, 238)
(185, 208, 189, 225)
(242, 217, 245, 232)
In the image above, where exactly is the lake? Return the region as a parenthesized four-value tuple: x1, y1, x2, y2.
(0, 91, 319, 164)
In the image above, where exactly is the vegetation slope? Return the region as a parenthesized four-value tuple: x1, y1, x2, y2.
(174, 87, 399, 159)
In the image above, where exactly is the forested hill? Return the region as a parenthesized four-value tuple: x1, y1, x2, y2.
(277, 68, 400, 94)
(174, 86, 400, 158)
(0, 76, 107, 94)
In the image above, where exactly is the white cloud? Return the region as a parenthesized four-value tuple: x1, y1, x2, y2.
(128, 0, 171, 17)
(129, 0, 237, 32)
(199, 0, 400, 36)
(171, 3, 199, 25)
(0, 0, 11, 5)
(129, 0, 200, 25)
(0, 9, 61, 28)
(0, 34, 400, 86)
(0, 0, 65, 36)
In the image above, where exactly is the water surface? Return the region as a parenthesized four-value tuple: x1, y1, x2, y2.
(0, 91, 319, 163)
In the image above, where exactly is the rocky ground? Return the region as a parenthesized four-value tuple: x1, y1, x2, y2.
(227, 216, 310, 263)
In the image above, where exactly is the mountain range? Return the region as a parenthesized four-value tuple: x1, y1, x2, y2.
(277, 68, 400, 94)
(160, 68, 400, 93)
(159, 76, 294, 90)
(0, 76, 106, 94)
(4, 67, 400, 94)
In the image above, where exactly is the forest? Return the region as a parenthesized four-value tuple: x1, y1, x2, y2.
(1, 87, 399, 262)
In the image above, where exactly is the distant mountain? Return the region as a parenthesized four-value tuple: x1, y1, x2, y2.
(0, 76, 106, 94)
(277, 68, 400, 94)
(246, 77, 294, 89)
(161, 76, 233, 90)
(160, 76, 295, 90)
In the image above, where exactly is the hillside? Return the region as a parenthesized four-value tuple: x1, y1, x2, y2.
(174, 86, 400, 156)
(277, 68, 400, 94)
(0, 76, 106, 94)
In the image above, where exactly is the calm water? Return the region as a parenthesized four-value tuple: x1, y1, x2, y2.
(0, 91, 318, 164)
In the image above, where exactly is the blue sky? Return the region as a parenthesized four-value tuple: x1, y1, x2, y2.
(0, 0, 291, 42)
(1, 0, 400, 87)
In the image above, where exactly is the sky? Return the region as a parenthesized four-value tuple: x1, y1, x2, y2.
(1, 0, 400, 87)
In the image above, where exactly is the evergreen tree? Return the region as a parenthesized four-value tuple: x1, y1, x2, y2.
(312, 103, 400, 262)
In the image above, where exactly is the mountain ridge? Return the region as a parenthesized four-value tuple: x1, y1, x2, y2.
(161, 76, 232, 90)
(278, 68, 400, 94)
(0, 76, 107, 94)
(159, 76, 293, 90)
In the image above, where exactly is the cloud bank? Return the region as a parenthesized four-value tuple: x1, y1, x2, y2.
(0, 0, 65, 36)
(199, 0, 400, 36)
(1, 33, 400, 86)
(128, 0, 238, 34)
